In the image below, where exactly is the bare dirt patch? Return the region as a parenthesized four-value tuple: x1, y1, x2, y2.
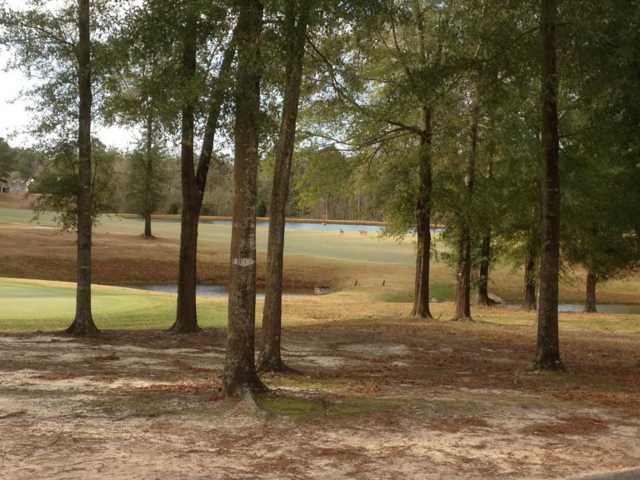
(1, 315, 639, 479)
(520, 415, 610, 437)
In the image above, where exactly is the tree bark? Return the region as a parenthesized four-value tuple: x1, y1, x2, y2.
(67, 0, 98, 336)
(535, 0, 563, 370)
(412, 106, 434, 320)
(453, 102, 479, 321)
(477, 156, 493, 307)
(259, 0, 311, 373)
(523, 243, 538, 311)
(223, 0, 266, 397)
(172, 18, 200, 334)
(144, 212, 152, 238)
(171, 23, 237, 333)
(477, 229, 492, 306)
(143, 113, 154, 239)
(585, 270, 598, 313)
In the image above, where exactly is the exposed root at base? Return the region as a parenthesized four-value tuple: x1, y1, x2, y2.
(451, 316, 474, 322)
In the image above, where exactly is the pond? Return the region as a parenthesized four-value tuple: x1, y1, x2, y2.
(143, 215, 453, 236)
(150, 218, 446, 236)
(210, 220, 386, 234)
(503, 303, 640, 315)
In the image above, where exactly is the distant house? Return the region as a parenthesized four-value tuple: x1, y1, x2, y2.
(0, 174, 28, 193)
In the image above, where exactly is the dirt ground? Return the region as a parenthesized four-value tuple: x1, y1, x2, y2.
(1, 297, 639, 480)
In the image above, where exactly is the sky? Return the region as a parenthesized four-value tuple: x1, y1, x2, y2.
(0, 0, 137, 151)
(0, 50, 136, 151)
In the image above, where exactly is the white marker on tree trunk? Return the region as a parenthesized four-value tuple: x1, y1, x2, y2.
(233, 258, 255, 267)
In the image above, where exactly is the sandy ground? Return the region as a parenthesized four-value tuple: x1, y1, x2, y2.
(1, 309, 639, 480)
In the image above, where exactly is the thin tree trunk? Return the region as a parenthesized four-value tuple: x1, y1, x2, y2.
(143, 113, 154, 239)
(195, 30, 237, 191)
(453, 233, 473, 320)
(535, 0, 563, 370)
(585, 270, 597, 313)
(477, 229, 492, 306)
(172, 19, 199, 334)
(224, 0, 266, 397)
(171, 28, 237, 334)
(144, 212, 152, 238)
(523, 244, 538, 311)
(453, 102, 479, 321)
(67, 0, 98, 336)
(477, 148, 494, 307)
(412, 106, 433, 319)
(259, 0, 311, 372)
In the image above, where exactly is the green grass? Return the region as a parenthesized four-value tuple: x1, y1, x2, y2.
(0, 277, 226, 332)
(0, 207, 53, 224)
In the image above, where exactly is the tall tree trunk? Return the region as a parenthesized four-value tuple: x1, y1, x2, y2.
(143, 113, 154, 239)
(453, 102, 479, 321)
(412, 106, 434, 319)
(477, 230, 492, 306)
(585, 270, 598, 313)
(523, 244, 538, 311)
(171, 23, 237, 334)
(67, 0, 98, 336)
(259, 0, 311, 373)
(477, 157, 493, 307)
(535, 0, 563, 370)
(223, 0, 265, 397)
(172, 19, 199, 334)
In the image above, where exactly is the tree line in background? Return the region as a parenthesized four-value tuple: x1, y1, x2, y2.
(0, 138, 372, 223)
(0, 0, 638, 394)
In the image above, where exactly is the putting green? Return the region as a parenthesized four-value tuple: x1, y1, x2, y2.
(0, 277, 226, 332)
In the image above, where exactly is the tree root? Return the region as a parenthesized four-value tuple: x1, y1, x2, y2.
(451, 316, 474, 322)
(167, 322, 201, 334)
(65, 318, 99, 336)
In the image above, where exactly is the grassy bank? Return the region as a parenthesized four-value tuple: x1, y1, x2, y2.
(0, 277, 226, 332)
(1, 205, 639, 305)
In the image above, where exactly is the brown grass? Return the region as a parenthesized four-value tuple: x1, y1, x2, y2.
(520, 415, 610, 436)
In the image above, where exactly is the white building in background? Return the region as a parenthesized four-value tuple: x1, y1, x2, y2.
(0, 172, 29, 193)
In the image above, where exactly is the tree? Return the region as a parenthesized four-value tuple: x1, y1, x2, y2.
(293, 146, 355, 219)
(172, 4, 237, 333)
(562, 121, 640, 313)
(0, 0, 126, 335)
(126, 132, 169, 238)
(65, 0, 98, 335)
(101, 14, 171, 239)
(31, 140, 118, 230)
(535, 0, 562, 370)
(108, 1, 237, 333)
(174, 7, 200, 333)
(452, 99, 479, 321)
(476, 156, 494, 307)
(0, 138, 16, 180)
(259, 0, 312, 372)
(523, 235, 539, 310)
(306, 0, 466, 320)
(223, 0, 266, 397)
(560, 0, 640, 313)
